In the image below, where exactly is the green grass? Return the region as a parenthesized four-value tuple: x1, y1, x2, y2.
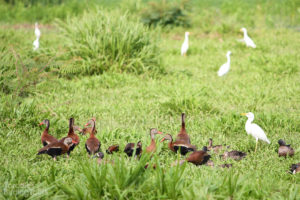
(1, 0, 300, 199)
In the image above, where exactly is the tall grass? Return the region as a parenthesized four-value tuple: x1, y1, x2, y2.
(56, 10, 163, 76)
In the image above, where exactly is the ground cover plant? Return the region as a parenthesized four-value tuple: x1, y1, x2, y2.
(0, 0, 299, 199)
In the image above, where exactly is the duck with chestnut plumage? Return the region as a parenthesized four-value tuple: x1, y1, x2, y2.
(161, 133, 197, 155)
(146, 128, 163, 154)
(59, 118, 80, 156)
(77, 117, 97, 135)
(84, 119, 101, 155)
(37, 137, 75, 161)
(39, 119, 58, 146)
(290, 163, 300, 174)
(173, 146, 211, 166)
(208, 138, 229, 153)
(124, 141, 142, 157)
(106, 145, 119, 154)
(278, 139, 294, 157)
(220, 150, 246, 161)
(176, 113, 191, 144)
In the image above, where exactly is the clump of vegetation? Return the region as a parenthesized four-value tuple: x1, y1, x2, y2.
(140, 0, 190, 27)
(56, 10, 163, 76)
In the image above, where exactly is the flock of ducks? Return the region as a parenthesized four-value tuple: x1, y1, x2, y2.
(37, 113, 299, 174)
(180, 27, 256, 77)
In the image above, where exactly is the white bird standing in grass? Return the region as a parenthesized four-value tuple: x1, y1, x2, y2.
(181, 32, 189, 56)
(240, 28, 256, 48)
(33, 22, 41, 51)
(217, 51, 231, 77)
(33, 38, 39, 51)
(241, 112, 270, 152)
(35, 22, 41, 39)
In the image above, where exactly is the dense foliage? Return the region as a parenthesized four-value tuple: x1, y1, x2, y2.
(140, 0, 191, 27)
(56, 11, 163, 76)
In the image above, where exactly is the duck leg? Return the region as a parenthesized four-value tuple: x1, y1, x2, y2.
(53, 156, 57, 161)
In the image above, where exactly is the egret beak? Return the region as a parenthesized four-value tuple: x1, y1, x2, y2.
(160, 137, 166, 142)
(240, 113, 247, 116)
(240, 28, 243, 32)
(39, 122, 44, 126)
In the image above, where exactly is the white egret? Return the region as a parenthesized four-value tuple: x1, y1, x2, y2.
(33, 38, 39, 51)
(217, 51, 231, 77)
(35, 22, 41, 39)
(181, 32, 189, 56)
(241, 112, 270, 152)
(240, 28, 256, 48)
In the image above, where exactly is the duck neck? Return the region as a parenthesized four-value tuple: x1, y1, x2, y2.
(45, 120, 50, 131)
(208, 139, 212, 148)
(90, 120, 96, 137)
(68, 118, 74, 135)
(181, 113, 186, 132)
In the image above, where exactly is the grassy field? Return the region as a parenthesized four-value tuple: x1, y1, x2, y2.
(0, 0, 300, 199)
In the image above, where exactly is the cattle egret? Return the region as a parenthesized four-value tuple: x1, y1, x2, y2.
(35, 22, 41, 39)
(181, 32, 189, 56)
(33, 38, 39, 51)
(218, 51, 231, 77)
(240, 28, 256, 48)
(241, 112, 270, 152)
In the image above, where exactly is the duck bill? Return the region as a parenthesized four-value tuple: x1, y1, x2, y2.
(72, 140, 78, 144)
(39, 122, 44, 126)
(84, 123, 89, 127)
(157, 131, 163, 134)
(240, 113, 247, 116)
(160, 138, 166, 142)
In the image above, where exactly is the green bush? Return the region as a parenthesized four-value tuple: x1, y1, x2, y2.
(140, 0, 190, 27)
(56, 10, 163, 76)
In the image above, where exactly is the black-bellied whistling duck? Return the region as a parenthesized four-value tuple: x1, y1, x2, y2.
(39, 119, 58, 146)
(220, 150, 246, 161)
(84, 119, 101, 155)
(77, 117, 97, 135)
(208, 138, 229, 153)
(290, 163, 300, 174)
(173, 147, 211, 166)
(59, 118, 80, 156)
(176, 113, 191, 144)
(106, 145, 119, 154)
(186, 146, 211, 166)
(124, 141, 142, 157)
(146, 128, 163, 153)
(37, 137, 75, 161)
(278, 139, 294, 157)
(94, 152, 104, 164)
(161, 134, 197, 155)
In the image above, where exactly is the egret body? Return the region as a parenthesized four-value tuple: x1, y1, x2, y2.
(181, 32, 189, 56)
(241, 112, 270, 152)
(218, 51, 231, 77)
(240, 28, 256, 48)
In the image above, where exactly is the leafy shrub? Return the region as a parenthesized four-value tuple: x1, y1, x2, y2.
(56, 10, 163, 76)
(140, 0, 190, 27)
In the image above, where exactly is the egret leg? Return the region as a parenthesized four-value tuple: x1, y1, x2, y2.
(255, 138, 258, 152)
